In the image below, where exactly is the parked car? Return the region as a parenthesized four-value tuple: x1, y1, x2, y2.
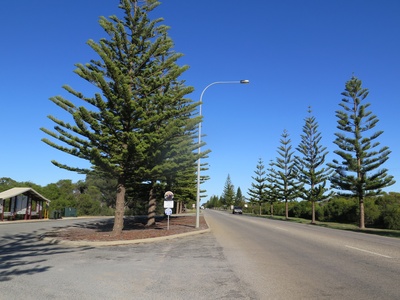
(232, 206, 243, 214)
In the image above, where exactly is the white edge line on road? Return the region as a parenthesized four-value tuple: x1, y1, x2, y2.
(273, 226, 288, 231)
(345, 245, 392, 259)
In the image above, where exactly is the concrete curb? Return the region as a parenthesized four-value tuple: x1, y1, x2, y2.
(43, 227, 211, 247)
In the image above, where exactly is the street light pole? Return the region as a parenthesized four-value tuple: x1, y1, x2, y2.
(196, 79, 250, 228)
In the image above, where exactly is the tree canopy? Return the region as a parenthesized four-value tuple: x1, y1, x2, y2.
(271, 130, 302, 219)
(328, 76, 395, 228)
(295, 107, 333, 223)
(248, 158, 267, 215)
(41, 0, 200, 234)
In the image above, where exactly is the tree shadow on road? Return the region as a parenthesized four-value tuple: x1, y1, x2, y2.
(0, 231, 92, 282)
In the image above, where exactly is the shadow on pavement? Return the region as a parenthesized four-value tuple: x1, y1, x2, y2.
(57, 216, 166, 232)
(0, 230, 92, 282)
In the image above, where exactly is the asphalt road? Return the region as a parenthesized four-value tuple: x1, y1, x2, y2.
(205, 209, 400, 299)
(0, 212, 399, 299)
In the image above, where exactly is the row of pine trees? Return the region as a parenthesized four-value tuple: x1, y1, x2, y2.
(205, 187, 400, 230)
(205, 76, 396, 230)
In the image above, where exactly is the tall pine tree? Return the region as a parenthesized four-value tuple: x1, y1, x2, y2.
(265, 160, 279, 216)
(295, 107, 333, 224)
(161, 126, 199, 218)
(272, 130, 301, 219)
(41, 0, 198, 234)
(235, 187, 245, 207)
(221, 174, 235, 208)
(248, 158, 267, 215)
(328, 76, 395, 229)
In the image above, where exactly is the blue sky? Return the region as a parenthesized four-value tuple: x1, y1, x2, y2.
(1, 1, 400, 203)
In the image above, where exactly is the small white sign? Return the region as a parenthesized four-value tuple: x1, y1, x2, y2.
(165, 208, 172, 216)
(164, 200, 174, 208)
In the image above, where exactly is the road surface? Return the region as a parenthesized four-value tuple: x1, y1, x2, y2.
(205, 209, 400, 299)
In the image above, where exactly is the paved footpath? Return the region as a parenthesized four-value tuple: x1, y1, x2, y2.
(0, 229, 258, 300)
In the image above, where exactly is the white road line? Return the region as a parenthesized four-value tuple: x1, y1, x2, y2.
(345, 245, 392, 259)
(273, 226, 288, 231)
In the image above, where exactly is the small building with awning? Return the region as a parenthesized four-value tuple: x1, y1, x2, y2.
(0, 187, 51, 221)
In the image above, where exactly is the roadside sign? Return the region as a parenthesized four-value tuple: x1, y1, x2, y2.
(164, 201, 174, 208)
(164, 191, 174, 201)
(165, 208, 173, 230)
(164, 191, 174, 208)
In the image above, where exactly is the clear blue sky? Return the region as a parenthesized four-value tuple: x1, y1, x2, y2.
(1, 1, 400, 203)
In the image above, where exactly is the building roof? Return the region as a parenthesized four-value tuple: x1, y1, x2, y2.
(0, 187, 51, 203)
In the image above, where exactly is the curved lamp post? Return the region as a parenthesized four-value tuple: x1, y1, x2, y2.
(196, 79, 250, 228)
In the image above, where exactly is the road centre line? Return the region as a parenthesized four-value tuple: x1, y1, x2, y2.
(345, 245, 392, 259)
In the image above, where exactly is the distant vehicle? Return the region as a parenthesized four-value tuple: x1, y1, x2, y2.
(232, 206, 243, 214)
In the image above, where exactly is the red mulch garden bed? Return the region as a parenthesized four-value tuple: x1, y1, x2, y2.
(53, 215, 208, 242)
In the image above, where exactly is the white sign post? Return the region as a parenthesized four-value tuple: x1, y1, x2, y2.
(165, 208, 172, 230)
(164, 191, 174, 230)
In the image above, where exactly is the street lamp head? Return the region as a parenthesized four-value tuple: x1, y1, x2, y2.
(240, 79, 250, 84)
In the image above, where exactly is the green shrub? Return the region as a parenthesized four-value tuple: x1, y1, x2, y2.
(273, 202, 286, 216)
(373, 193, 400, 229)
(322, 197, 358, 223)
(364, 198, 381, 226)
(76, 194, 102, 216)
(381, 203, 400, 230)
(290, 201, 312, 219)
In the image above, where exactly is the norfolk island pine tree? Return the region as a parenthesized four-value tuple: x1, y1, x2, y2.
(41, 0, 201, 234)
(222, 174, 236, 208)
(265, 160, 279, 216)
(248, 158, 267, 215)
(271, 130, 302, 219)
(328, 76, 395, 229)
(295, 107, 333, 224)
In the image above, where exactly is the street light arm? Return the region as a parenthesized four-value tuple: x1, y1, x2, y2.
(196, 79, 250, 228)
(199, 80, 250, 111)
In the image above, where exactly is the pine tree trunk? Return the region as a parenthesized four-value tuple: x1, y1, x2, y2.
(285, 200, 289, 219)
(146, 187, 156, 227)
(112, 183, 126, 235)
(270, 203, 274, 216)
(311, 201, 316, 224)
(359, 199, 365, 229)
(259, 203, 262, 215)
